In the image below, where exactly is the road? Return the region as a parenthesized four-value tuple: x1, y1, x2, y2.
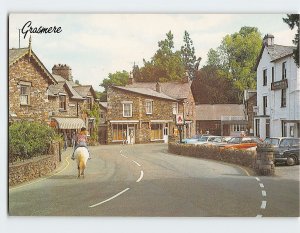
(9, 144, 299, 216)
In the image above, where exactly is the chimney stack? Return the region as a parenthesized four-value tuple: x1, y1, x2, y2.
(263, 34, 274, 47)
(156, 82, 161, 93)
(128, 71, 134, 85)
(52, 64, 73, 81)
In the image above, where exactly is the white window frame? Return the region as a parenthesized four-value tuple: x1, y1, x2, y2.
(172, 102, 178, 115)
(123, 103, 132, 117)
(59, 94, 67, 111)
(19, 81, 31, 105)
(145, 100, 153, 115)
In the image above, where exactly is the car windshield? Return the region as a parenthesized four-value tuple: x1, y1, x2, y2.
(264, 138, 280, 146)
(198, 136, 209, 142)
(212, 137, 222, 143)
(280, 138, 300, 147)
(228, 137, 241, 144)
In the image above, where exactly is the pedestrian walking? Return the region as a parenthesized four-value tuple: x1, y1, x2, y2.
(63, 131, 68, 151)
(122, 130, 127, 145)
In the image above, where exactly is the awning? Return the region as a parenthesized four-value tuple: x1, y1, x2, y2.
(52, 117, 85, 129)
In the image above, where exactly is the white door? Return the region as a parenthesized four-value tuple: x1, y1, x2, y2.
(127, 127, 135, 144)
(163, 125, 169, 143)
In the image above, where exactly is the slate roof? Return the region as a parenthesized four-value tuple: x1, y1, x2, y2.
(9, 48, 29, 66)
(113, 86, 177, 101)
(48, 81, 83, 99)
(126, 81, 191, 100)
(52, 74, 66, 83)
(267, 44, 295, 61)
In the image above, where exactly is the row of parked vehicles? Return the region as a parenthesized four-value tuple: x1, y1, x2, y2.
(181, 135, 300, 166)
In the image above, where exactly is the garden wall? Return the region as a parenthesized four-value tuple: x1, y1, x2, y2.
(9, 141, 61, 187)
(168, 142, 256, 170)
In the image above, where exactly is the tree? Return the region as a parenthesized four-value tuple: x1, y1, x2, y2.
(207, 26, 262, 100)
(181, 31, 201, 80)
(283, 14, 299, 67)
(138, 31, 185, 82)
(191, 65, 240, 104)
(100, 70, 129, 91)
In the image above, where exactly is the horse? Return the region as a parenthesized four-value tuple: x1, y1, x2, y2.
(74, 147, 89, 178)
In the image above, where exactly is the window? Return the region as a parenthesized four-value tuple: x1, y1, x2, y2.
(282, 121, 287, 137)
(59, 95, 66, 110)
(86, 97, 92, 110)
(263, 69, 267, 86)
(20, 84, 30, 105)
(123, 103, 132, 117)
(282, 62, 287, 80)
(232, 124, 246, 132)
(263, 96, 267, 115)
(281, 89, 286, 107)
(150, 123, 163, 140)
(112, 124, 127, 141)
(255, 119, 260, 137)
(172, 102, 178, 114)
(266, 119, 270, 138)
(145, 100, 153, 114)
(271, 67, 274, 83)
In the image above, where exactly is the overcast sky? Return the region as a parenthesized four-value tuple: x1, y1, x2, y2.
(9, 14, 296, 92)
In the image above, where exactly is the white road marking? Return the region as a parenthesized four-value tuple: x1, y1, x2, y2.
(261, 201, 267, 209)
(121, 154, 128, 159)
(259, 183, 264, 188)
(89, 188, 130, 208)
(132, 160, 141, 167)
(120, 150, 122, 153)
(262, 190, 267, 197)
(256, 215, 262, 217)
(136, 170, 144, 183)
(255, 177, 260, 182)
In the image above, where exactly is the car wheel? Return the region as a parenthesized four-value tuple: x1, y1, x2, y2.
(286, 155, 297, 166)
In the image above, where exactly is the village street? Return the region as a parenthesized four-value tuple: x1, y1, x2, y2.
(9, 144, 299, 217)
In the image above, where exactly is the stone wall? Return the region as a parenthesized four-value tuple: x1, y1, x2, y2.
(9, 54, 52, 123)
(107, 87, 176, 144)
(9, 141, 61, 187)
(168, 142, 257, 170)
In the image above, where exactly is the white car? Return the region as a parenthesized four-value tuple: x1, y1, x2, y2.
(194, 136, 222, 145)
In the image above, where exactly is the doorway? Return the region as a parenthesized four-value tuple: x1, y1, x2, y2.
(163, 124, 169, 143)
(127, 127, 135, 144)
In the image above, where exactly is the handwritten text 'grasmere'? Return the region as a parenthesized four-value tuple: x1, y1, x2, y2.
(21, 21, 62, 39)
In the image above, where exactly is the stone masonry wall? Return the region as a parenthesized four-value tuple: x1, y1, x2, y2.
(9, 141, 61, 187)
(107, 87, 176, 143)
(9, 55, 52, 123)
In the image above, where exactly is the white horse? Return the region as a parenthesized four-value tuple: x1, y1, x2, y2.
(74, 147, 89, 178)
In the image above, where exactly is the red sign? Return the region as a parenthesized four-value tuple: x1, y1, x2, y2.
(176, 114, 184, 125)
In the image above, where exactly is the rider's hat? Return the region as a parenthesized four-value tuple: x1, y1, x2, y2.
(81, 127, 86, 131)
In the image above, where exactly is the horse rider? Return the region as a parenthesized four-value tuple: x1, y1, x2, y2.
(71, 127, 92, 160)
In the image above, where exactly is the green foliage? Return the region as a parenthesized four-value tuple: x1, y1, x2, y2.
(9, 121, 57, 161)
(181, 31, 201, 80)
(88, 104, 100, 145)
(100, 70, 129, 91)
(191, 65, 240, 104)
(134, 31, 186, 82)
(283, 14, 299, 67)
(207, 26, 262, 99)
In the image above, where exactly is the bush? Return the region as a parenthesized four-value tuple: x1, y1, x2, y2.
(9, 121, 57, 161)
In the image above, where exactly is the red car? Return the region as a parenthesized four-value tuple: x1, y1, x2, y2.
(221, 136, 262, 150)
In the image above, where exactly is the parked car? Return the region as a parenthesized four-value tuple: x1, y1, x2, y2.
(182, 134, 202, 144)
(264, 137, 300, 166)
(194, 136, 222, 145)
(206, 136, 230, 146)
(222, 136, 262, 150)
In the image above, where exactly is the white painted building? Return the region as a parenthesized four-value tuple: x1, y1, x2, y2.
(254, 34, 300, 139)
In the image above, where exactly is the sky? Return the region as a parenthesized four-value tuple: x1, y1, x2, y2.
(9, 14, 296, 92)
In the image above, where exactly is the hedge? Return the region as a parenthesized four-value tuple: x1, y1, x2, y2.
(168, 142, 256, 169)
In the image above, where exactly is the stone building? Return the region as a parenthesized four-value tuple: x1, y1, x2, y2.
(98, 102, 108, 144)
(243, 90, 257, 136)
(107, 85, 179, 144)
(125, 76, 196, 139)
(9, 40, 57, 123)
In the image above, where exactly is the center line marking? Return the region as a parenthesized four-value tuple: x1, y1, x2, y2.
(89, 188, 130, 208)
(132, 160, 141, 167)
(261, 201, 267, 209)
(262, 190, 267, 197)
(136, 170, 144, 183)
(259, 183, 264, 188)
(121, 154, 128, 158)
(255, 177, 260, 182)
